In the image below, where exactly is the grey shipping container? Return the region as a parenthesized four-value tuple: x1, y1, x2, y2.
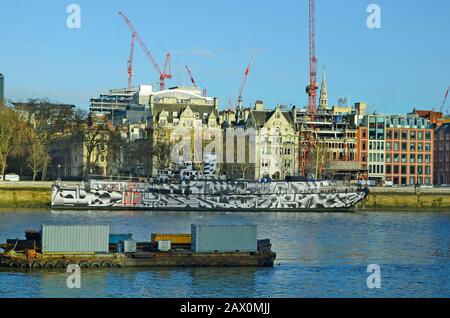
(191, 224, 257, 253)
(41, 225, 109, 254)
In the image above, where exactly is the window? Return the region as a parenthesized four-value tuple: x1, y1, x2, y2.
(386, 142, 391, 151)
(402, 131, 407, 139)
(410, 154, 415, 163)
(425, 143, 431, 151)
(394, 154, 399, 163)
(401, 154, 407, 163)
(410, 143, 415, 151)
(386, 130, 392, 139)
(418, 154, 423, 163)
(409, 177, 415, 185)
(394, 165, 399, 174)
(394, 142, 399, 151)
(425, 131, 431, 140)
(425, 166, 431, 175)
(394, 131, 399, 139)
(401, 143, 407, 151)
(410, 131, 416, 140)
(418, 166, 423, 175)
(418, 143, 423, 151)
(401, 166, 407, 174)
(418, 131, 423, 140)
(425, 154, 431, 163)
(410, 166, 415, 174)
(386, 165, 391, 174)
(386, 154, 391, 163)
(425, 177, 431, 185)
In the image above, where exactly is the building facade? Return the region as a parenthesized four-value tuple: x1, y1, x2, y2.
(434, 122, 450, 185)
(358, 113, 434, 186)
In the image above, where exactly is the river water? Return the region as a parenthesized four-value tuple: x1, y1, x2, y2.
(0, 209, 449, 298)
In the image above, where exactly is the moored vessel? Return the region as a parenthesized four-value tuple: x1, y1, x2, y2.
(51, 178, 369, 211)
(0, 225, 276, 269)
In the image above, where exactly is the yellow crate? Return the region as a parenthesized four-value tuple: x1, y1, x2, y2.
(151, 234, 191, 244)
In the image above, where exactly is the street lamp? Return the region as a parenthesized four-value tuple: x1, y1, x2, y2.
(57, 164, 62, 181)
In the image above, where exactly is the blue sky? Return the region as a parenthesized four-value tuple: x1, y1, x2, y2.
(0, 0, 449, 113)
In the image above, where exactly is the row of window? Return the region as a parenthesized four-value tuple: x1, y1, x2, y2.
(386, 154, 431, 164)
(261, 147, 292, 156)
(386, 130, 431, 140)
(385, 165, 431, 175)
(261, 159, 292, 168)
(386, 176, 432, 186)
(386, 142, 431, 152)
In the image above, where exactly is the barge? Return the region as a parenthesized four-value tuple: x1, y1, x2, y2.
(51, 178, 369, 212)
(0, 225, 276, 269)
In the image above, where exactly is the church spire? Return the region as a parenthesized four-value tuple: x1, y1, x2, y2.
(319, 66, 329, 110)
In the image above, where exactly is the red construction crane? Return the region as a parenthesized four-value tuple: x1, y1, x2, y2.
(306, 0, 318, 115)
(118, 11, 172, 91)
(127, 34, 135, 89)
(236, 61, 251, 109)
(185, 65, 197, 87)
(185, 65, 208, 97)
(439, 86, 449, 114)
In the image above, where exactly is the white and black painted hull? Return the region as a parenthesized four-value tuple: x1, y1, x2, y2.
(51, 180, 369, 212)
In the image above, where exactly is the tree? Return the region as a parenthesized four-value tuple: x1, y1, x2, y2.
(14, 98, 75, 180)
(0, 104, 25, 178)
(25, 127, 49, 181)
(79, 114, 111, 176)
(107, 128, 128, 176)
(152, 124, 176, 170)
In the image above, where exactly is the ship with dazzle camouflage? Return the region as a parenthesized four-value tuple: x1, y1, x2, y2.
(51, 178, 369, 212)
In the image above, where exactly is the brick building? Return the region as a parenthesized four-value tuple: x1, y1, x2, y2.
(358, 113, 434, 186)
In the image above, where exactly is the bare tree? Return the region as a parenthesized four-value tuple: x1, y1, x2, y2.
(14, 98, 74, 180)
(152, 125, 175, 170)
(0, 104, 25, 178)
(25, 127, 49, 181)
(79, 115, 111, 176)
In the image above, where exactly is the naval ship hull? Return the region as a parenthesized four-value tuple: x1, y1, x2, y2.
(51, 180, 369, 212)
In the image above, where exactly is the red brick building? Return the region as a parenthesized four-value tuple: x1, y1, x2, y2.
(357, 113, 434, 186)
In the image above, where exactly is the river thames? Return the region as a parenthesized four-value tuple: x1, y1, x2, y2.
(0, 209, 449, 298)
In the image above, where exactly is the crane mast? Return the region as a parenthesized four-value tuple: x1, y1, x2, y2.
(306, 0, 318, 116)
(127, 34, 135, 89)
(237, 62, 251, 110)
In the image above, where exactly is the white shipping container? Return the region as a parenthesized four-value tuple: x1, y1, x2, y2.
(122, 240, 137, 253)
(191, 224, 257, 253)
(41, 225, 109, 254)
(158, 240, 171, 251)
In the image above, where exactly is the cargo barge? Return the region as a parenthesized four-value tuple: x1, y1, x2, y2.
(51, 178, 369, 212)
(0, 225, 276, 269)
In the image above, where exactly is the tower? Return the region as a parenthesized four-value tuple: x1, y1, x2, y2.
(319, 66, 328, 110)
